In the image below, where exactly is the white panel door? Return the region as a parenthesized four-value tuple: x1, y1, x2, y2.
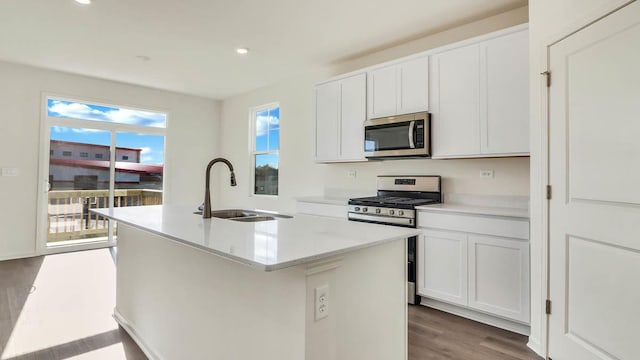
(548, 2, 640, 360)
(418, 230, 468, 306)
(430, 44, 481, 158)
(367, 65, 397, 118)
(468, 234, 529, 323)
(315, 81, 340, 161)
(481, 29, 529, 155)
(398, 56, 429, 114)
(339, 73, 366, 161)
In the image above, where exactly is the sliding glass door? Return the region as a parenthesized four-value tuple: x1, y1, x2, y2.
(39, 97, 166, 251)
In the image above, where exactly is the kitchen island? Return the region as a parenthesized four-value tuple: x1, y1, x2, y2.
(93, 205, 419, 360)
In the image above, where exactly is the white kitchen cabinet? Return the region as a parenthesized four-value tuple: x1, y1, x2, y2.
(417, 209, 530, 324)
(315, 73, 366, 162)
(430, 44, 481, 157)
(419, 229, 468, 306)
(430, 28, 529, 158)
(480, 29, 529, 155)
(367, 56, 429, 119)
(468, 234, 530, 323)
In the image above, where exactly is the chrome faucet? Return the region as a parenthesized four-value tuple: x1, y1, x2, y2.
(203, 158, 237, 218)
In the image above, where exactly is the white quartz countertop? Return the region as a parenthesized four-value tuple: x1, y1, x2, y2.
(415, 203, 529, 218)
(93, 205, 419, 271)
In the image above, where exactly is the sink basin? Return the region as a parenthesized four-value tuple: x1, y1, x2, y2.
(210, 209, 259, 219)
(230, 216, 276, 222)
(194, 209, 292, 222)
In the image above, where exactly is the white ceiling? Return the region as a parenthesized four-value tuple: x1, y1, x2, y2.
(0, 0, 527, 100)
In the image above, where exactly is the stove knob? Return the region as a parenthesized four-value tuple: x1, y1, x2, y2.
(376, 208, 381, 214)
(362, 207, 368, 213)
(354, 207, 361, 212)
(398, 210, 404, 216)
(389, 210, 395, 215)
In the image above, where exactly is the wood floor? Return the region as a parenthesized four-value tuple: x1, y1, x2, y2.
(409, 305, 541, 360)
(1, 249, 540, 360)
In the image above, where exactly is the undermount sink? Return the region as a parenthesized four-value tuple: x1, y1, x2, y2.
(194, 209, 292, 222)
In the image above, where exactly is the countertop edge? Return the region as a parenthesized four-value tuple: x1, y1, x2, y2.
(415, 204, 530, 219)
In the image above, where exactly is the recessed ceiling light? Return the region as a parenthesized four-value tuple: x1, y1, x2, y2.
(75, 0, 91, 4)
(236, 48, 249, 55)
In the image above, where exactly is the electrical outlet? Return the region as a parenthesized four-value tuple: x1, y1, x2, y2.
(347, 170, 357, 179)
(0, 168, 19, 177)
(480, 170, 494, 178)
(315, 284, 329, 320)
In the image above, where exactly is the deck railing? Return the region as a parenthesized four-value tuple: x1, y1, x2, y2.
(47, 189, 163, 242)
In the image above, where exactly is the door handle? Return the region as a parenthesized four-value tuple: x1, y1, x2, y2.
(408, 121, 415, 148)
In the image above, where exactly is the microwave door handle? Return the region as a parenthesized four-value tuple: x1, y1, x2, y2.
(408, 121, 415, 148)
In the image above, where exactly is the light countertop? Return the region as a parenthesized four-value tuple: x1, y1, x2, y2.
(416, 203, 529, 218)
(93, 205, 418, 271)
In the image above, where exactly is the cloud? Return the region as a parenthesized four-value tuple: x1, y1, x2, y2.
(139, 146, 152, 154)
(256, 114, 279, 136)
(48, 100, 166, 128)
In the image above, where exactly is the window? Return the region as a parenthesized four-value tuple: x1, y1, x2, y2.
(50, 150, 53, 156)
(44, 96, 167, 249)
(250, 104, 279, 196)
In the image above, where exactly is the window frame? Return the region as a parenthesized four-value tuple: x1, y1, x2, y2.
(37, 93, 169, 255)
(249, 102, 280, 197)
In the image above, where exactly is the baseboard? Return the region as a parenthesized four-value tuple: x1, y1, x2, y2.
(527, 337, 544, 358)
(0, 252, 37, 262)
(420, 297, 531, 335)
(113, 309, 161, 360)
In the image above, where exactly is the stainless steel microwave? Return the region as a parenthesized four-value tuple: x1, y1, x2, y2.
(364, 112, 431, 159)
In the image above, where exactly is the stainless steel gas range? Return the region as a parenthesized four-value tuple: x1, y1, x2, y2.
(348, 175, 442, 305)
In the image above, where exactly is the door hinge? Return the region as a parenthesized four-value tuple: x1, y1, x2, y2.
(545, 299, 552, 315)
(541, 71, 551, 87)
(546, 185, 552, 200)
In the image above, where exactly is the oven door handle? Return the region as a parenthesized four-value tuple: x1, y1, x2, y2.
(408, 121, 415, 148)
(348, 213, 414, 226)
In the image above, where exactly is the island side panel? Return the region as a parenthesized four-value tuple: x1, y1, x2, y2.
(115, 223, 307, 360)
(305, 238, 408, 360)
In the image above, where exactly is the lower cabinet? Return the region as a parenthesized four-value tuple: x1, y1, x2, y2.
(417, 211, 530, 324)
(420, 229, 467, 306)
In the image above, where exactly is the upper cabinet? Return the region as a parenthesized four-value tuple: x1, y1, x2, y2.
(315, 73, 367, 162)
(314, 24, 529, 162)
(367, 56, 429, 119)
(431, 28, 529, 158)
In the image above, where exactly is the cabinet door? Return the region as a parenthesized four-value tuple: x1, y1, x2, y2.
(399, 56, 429, 114)
(480, 29, 529, 155)
(367, 65, 397, 119)
(430, 44, 481, 158)
(315, 81, 340, 161)
(468, 234, 530, 323)
(418, 230, 468, 306)
(339, 73, 366, 160)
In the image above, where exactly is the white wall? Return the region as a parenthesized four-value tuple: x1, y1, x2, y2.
(217, 6, 530, 214)
(0, 61, 220, 260)
(527, 0, 629, 355)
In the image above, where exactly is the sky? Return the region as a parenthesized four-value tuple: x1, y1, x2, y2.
(255, 106, 280, 169)
(48, 100, 165, 164)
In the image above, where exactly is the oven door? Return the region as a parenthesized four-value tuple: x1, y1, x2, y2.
(364, 112, 430, 158)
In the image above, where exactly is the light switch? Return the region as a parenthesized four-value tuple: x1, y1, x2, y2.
(1, 168, 19, 177)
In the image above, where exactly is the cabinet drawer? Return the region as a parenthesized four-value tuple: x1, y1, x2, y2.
(418, 211, 528, 240)
(296, 202, 347, 219)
